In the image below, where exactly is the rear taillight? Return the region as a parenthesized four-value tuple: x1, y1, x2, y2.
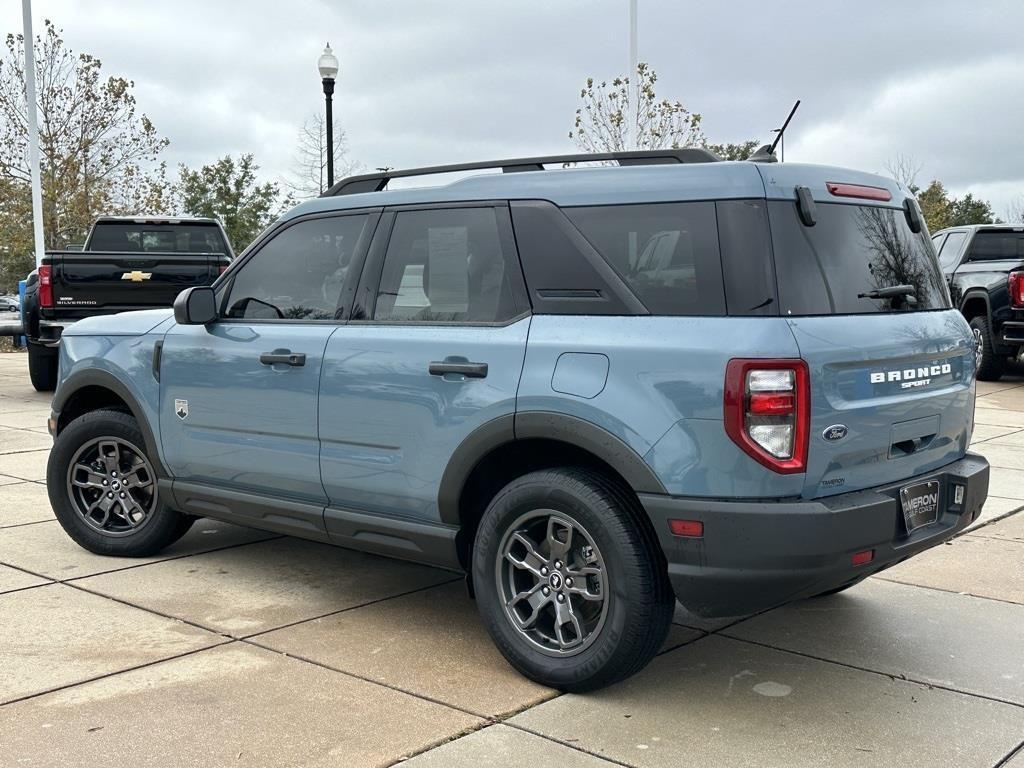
(38, 265, 53, 308)
(1009, 271, 1024, 309)
(218, 265, 229, 275)
(724, 359, 809, 474)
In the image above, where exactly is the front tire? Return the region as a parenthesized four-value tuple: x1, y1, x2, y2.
(970, 316, 1006, 382)
(27, 341, 58, 391)
(473, 468, 674, 692)
(47, 409, 193, 556)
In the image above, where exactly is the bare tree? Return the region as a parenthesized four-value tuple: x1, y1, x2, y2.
(286, 114, 360, 198)
(570, 62, 705, 153)
(884, 154, 923, 192)
(1006, 195, 1024, 224)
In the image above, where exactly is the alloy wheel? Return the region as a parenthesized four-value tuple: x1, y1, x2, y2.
(496, 509, 609, 656)
(66, 436, 158, 536)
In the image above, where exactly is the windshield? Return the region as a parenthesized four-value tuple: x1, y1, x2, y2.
(769, 201, 950, 315)
(89, 222, 228, 254)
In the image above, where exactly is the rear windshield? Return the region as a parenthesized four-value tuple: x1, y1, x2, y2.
(769, 201, 950, 315)
(967, 230, 1024, 261)
(89, 222, 228, 254)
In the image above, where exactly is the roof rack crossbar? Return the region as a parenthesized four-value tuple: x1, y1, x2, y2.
(324, 148, 721, 196)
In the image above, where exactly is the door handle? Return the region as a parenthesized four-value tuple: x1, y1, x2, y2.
(429, 360, 488, 378)
(260, 350, 306, 367)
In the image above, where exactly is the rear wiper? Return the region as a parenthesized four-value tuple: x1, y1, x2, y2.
(858, 284, 916, 300)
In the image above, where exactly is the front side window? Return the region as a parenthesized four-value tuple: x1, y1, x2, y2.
(373, 207, 518, 322)
(563, 202, 725, 315)
(225, 215, 368, 320)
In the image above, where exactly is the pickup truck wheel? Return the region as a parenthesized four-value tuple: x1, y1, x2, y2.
(473, 468, 674, 692)
(27, 341, 58, 392)
(47, 409, 191, 557)
(970, 316, 1006, 381)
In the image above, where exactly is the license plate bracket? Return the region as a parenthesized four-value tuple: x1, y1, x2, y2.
(900, 480, 940, 534)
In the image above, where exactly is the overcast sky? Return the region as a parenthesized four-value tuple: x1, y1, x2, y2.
(4, 0, 1023, 215)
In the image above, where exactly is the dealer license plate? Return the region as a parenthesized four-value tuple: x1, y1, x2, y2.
(900, 480, 940, 534)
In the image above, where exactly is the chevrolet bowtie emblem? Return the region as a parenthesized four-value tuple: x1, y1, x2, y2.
(121, 271, 152, 282)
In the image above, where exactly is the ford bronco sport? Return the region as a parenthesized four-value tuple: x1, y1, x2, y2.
(45, 150, 990, 691)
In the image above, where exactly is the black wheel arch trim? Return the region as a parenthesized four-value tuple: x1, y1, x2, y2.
(51, 368, 169, 479)
(958, 290, 991, 318)
(437, 411, 668, 526)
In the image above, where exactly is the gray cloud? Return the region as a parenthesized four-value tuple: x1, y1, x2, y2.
(4, 0, 1023, 214)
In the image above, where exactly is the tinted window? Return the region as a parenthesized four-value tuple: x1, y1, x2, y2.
(769, 201, 950, 315)
(90, 222, 228, 254)
(715, 200, 777, 315)
(225, 215, 368, 320)
(373, 208, 518, 322)
(564, 202, 725, 315)
(938, 231, 968, 270)
(966, 230, 1024, 261)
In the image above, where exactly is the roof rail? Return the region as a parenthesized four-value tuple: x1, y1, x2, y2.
(324, 148, 722, 196)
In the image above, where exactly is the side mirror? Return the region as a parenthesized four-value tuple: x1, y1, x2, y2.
(173, 287, 217, 325)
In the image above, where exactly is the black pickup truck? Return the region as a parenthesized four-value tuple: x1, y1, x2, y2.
(934, 224, 1024, 380)
(23, 216, 233, 390)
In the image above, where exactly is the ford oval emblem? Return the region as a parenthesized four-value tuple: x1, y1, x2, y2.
(822, 424, 848, 442)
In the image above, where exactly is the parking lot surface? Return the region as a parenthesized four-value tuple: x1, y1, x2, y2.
(1, 351, 1022, 767)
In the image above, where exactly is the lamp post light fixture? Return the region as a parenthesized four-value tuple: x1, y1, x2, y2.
(318, 43, 340, 189)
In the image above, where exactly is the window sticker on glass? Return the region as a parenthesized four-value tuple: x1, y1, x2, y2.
(427, 226, 469, 313)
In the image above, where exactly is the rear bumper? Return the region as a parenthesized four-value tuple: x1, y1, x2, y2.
(36, 318, 74, 346)
(640, 453, 990, 618)
(999, 320, 1024, 348)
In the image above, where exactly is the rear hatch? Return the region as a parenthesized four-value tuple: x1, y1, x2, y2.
(766, 192, 976, 499)
(50, 251, 217, 317)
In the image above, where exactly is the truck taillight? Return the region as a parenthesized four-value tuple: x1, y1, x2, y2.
(724, 359, 809, 474)
(38, 265, 53, 308)
(1010, 271, 1024, 309)
(218, 265, 228, 275)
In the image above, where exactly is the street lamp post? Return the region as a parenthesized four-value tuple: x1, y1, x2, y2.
(317, 43, 339, 190)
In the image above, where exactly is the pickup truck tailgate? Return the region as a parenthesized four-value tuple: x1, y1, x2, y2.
(51, 251, 217, 315)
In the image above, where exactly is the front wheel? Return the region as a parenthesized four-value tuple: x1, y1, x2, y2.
(27, 341, 58, 391)
(472, 468, 674, 692)
(47, 409, 194, 556)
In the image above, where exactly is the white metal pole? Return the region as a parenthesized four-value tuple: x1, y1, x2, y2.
(22, 0, 45, 268)
(628, 0, 638, 150)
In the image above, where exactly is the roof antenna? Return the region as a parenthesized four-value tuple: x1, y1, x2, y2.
(750, 100, 801, 164)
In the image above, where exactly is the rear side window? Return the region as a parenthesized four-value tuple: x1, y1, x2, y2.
(768, 201, 950, 315)
(966, 230, 1024, 261)
(89, 222, 228, 254)
(373, 207, 520, 323)
(564, 202, 726, 315)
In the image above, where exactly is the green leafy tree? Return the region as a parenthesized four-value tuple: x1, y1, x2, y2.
(704, 140, 760, 161)
(949, 193, 994, 227)
(916, 180, 953, 232)
(0, 20, 171, 291)
(570, 62, 705, 152)
(178, 154, 291, 253)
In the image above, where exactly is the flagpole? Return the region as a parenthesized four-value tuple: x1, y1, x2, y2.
(22, 0, 45, 267)
(627, 0, 637, 150)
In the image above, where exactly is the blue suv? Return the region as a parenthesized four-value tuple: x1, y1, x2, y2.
(45, 150, 990, 691)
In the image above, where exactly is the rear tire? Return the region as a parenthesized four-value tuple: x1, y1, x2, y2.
(970, 316, 1005, 382)
(473, 467, 674, 692)
(47, 409, 191, 557)
(27, 341, 58, 392)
